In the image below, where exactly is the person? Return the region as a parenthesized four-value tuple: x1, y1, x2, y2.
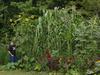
(8, 41, 17, 62)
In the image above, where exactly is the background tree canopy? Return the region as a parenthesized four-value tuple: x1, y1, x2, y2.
(0, 0, 100, 42)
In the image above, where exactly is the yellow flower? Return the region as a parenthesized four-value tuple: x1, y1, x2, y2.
(31, 15, 34, 19)
(9, 19, 13, 22)
(25, 18, 29, 21)
(18, 15, 21, 18)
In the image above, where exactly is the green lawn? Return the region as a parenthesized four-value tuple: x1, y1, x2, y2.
(0, 71, 46, 75)
(0, 71, 65, 75)
(1, 70, 100, 75)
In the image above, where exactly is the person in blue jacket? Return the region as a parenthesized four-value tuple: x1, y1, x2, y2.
(8, 41, 17, 62)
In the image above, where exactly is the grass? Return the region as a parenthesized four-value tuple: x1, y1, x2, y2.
(0, 70, 82, 75)
(0, 70, 46, 75)
(0, 70, 65, 75)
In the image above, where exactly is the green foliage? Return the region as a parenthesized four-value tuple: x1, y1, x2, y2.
(34, 63, 41, 71)
(6, 8, 99, 73)
(1, 55, 36, 71)
(82, 0, 100, 13)
(0, 44, 8, 65)
(0, 0, 100, 73)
